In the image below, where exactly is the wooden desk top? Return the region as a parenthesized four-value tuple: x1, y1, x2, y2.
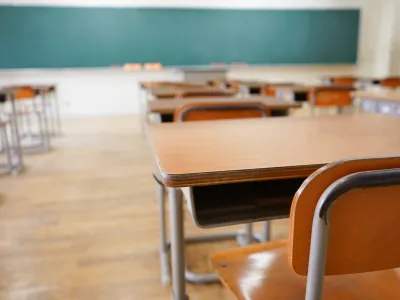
(147, 96, 301, 114)
(147, 85, 236, 98)
(147, 115, 400, 187)
(352, 90, 400, 103)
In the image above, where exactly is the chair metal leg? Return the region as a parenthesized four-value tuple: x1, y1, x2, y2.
(168, 188, 188, 300)
(25, 105, 33, 138)
(185, 269, 218, 284)
(157, 182, 171, 286)
(46, 94, 56, 137)
(39, 91, 51, 150)
(242, 223, 253, 245)
(53, 90, 62, 136)
(261, 221, 270, 242)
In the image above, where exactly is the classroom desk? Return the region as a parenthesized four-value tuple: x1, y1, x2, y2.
(147, 96, 301, 117)
(147, 114, 400, 300)
(353, 90, 400, 116)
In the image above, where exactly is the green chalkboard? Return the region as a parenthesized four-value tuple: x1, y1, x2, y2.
(0, 6, 360, 69)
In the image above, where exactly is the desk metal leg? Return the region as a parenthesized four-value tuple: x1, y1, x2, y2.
(40, 91, 51, 150)
(46, 92, 56, 137)
(53, 90, 62, 136)
(9, 95, 24, 172)
(139, 88, 148, 136)
(169, 188, 188, 300)
(157, 182, 171, 286)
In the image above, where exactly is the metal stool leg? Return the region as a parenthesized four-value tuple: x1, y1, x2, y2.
(157, 181, 171, 286)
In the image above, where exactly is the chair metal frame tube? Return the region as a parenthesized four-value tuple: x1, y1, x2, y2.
(306, 168, 400, 300)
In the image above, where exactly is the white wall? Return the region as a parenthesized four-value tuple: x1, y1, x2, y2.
(0, 69, 184, 116)
(0, 0, 395, 116)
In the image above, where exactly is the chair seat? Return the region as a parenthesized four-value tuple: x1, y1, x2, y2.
(211, 241, 400, 300)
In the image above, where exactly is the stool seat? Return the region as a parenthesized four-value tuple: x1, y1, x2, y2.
(211, 241, 400, 300)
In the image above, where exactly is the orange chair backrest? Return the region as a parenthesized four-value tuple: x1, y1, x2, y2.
(174, 102, 270, 122)
(380, 77, 400, 88)
(309, 86, 354, 107)
(289, 156, 400, 276)
(331, 77, 356, 86)
(13, 86, 38, 100)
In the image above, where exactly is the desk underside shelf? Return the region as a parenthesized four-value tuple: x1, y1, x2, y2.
(185, 177, 306, 228)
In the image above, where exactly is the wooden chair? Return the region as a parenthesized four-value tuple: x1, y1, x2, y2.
(380, 77, 400, 88)
(308, 86, 355, 115)
(211, 156, 400, 299)
(174, 102, 270, 121)
(330, 76, 356, 86)
(156, 102, 271, 286)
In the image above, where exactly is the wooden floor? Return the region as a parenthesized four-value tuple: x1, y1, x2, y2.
(0, 116, 289, 300)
